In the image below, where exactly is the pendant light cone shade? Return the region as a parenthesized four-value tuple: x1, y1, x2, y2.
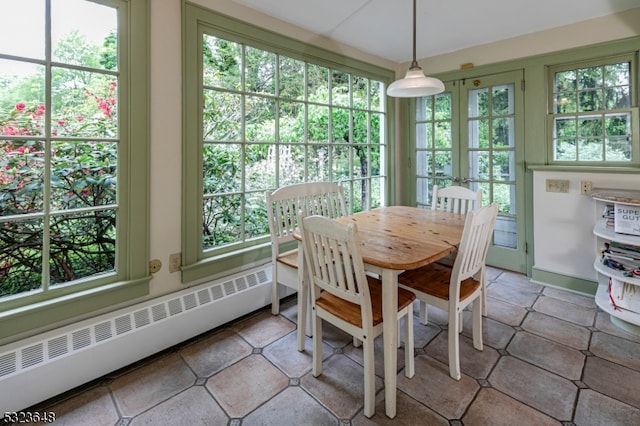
(387, 0, 444, 98)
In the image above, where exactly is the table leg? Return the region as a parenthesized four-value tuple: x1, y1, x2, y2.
(296, 242, 311, 351)
(381, 268, 399, 419)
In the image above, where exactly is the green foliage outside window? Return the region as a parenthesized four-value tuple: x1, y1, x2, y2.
(200, 35, 386, 251)
(551, 58, 634, 162)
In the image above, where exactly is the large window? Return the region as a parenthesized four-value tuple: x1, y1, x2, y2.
(183, 5, 392, 281)
(548, 55, 639, 164)
(0, 0, 149, 342)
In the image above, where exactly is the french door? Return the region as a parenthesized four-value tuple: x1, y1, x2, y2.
(414, 70, 526, 272)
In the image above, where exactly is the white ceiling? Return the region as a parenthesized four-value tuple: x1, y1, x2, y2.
(233, 0, 640, 63)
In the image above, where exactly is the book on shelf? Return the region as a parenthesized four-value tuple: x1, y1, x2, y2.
(602, 204, 615, 228)
(601, 241, 640, 272)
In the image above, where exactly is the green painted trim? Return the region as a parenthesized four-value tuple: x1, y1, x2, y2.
(0, 277, 149, 342)
(181, 244, 272, 283)
(530, 266, 597, 297)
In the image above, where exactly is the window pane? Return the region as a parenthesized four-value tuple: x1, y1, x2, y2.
(0, 0, 45, 59)
(308, 105, 329, 143)
(203, 143, 242, 194)
(0, 60, 46, 136)
(52, 0, 117, 70)
(203, 90, 241, 141)
(370, 80, 383, 112)
(435, 93, 451, 120)
(245, 47, 275, 95)
(577, 66, 603, 90)
(578, 138, 603, 161)
(331, 70, 349, 107)
(1, 140, 45, 215)
(332, 144, 351, 181)
(493, 151, 514, 180)
(555, 117, 577, 138)
(50, 141, 117, 211)
(555, 70, 576, 92)
(332, 108, 350, 143)
(493, 117, 514, 148)
(278, 144, 305, 186)
(578, 89, 603, 112)
(203, 194, 242, 249)
(554, 93, 577, 113)
(0, 218, 43, 295)
(468, 88, 488, 118)
(52, 69, 118, 138)
(203, 36, 241, 90)
(469, 119, 489, 149)
(307, 64, 329, 102)
(245, 144, 271, 191)
(279, 101, 303, 142)
(352, 75, 367, 109)
(245, 95, 275, 142)
(307, 145, 330, 180)
(554, 139, 576, 161)
(279, 56, 305, 100)
(49, 210, 116, 284)
(244, 192, 268, 239)
(492, 85, 512, 115)
(435, 121, 452, 148)
(605, 137, 632, 161)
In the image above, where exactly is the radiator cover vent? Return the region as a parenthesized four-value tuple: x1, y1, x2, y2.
(0, 266, 270, 381)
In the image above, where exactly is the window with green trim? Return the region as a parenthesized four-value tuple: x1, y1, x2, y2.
(548, 54, 639, 164)
(183, 5, 391, 280)
(0, 0, 149, 342)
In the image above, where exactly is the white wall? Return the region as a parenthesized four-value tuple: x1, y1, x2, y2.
(532, 172, 640, 284)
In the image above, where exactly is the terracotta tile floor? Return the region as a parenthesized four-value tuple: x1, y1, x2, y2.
(23, 267, 640, 425)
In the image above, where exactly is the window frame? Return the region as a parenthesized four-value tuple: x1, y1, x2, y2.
(546, 53, 640, 166)
(182, 4, 395, 283)
(0, 0, 150, 344)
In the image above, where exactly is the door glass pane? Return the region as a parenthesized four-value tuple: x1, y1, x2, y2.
(468, 83, 517, 249)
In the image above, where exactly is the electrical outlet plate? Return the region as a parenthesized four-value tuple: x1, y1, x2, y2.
(580, 180, 593, 195)
(169, 252, 181, 273)
(149, 259, 161, 274)
(546, 179, 569, 193)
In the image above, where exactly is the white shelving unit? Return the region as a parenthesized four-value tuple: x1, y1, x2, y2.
(592, 190, 640, 335)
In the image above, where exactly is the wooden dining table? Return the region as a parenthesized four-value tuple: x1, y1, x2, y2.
(333, 205, 465, 418)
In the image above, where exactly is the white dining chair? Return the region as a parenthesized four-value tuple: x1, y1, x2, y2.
(298, 212, 415, 418)
(266, 181, 347, 350)
(428, 184, 489, 320)
(431, 185, 482, 215)
(398, 203, 498, 380)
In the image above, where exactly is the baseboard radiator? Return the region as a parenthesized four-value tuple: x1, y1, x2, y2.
(0, 264, 273, 412)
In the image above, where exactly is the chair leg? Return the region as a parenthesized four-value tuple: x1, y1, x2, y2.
(404, 307, 415, 378)
(362, 336, 376, 418)
(271, 274, 279, 315)
(419, 301, 428, 325)
(448, 309, 461, 381)
(472, 298, 483, 351)
(482, 276, 488, 316)
(312, 309, 323, 377)
(297, 277, 308, 352)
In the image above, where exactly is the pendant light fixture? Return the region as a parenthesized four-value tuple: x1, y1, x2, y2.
(386, 0, 445, 98)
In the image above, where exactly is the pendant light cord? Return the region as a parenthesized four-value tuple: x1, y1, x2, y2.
(410, 0, 420, 70)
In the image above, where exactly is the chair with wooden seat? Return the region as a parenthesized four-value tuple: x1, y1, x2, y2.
(299, 213, 416, 418)
(266, 182, 347, 350)
(426, 184, 488, 321)
(398, 203, 498, 380)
